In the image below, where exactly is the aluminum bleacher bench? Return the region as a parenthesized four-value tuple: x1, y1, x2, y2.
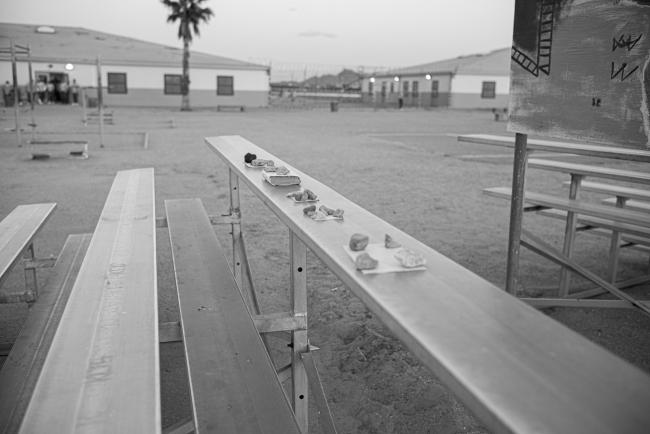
(86, 110, 114, 123)
(0, 233, 90, 433)
(217, 105, 245, 112)
(2, 168, 159, 433)
(535, 208, 650, 247)
(483, 153, 650, 311)
(165, 198, 301, 433)
(562, 181, 650, 214)
(0, 202, 64, 433)
(483, 187, 650, 228)
(601, 197, 650, 213)
(567, 181, 650, 202)
(204, 134, 650, 434)
(528, 158, 650, 185)
(0, 203, 57, 303)
(28, 140, 89, 159)
(457, 134, 650, 162)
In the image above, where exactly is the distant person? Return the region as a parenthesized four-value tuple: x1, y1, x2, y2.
(70, 79, 80, 104)
(36, 80, 46, 104)
(58, 80, 69, 104)
(52, 78, 61, 103)
(2, 81, 11, 107)
(18, 85, 27, 106)
(45, 81, 54, 104)
(398, 96, 404, 109)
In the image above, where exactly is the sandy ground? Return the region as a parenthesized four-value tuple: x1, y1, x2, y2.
(1, 103, 649, 433)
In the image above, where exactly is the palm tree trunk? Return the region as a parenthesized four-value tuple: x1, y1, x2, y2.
(181, 38, 190, 111)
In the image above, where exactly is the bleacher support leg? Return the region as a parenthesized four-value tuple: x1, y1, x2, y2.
(302, 351, 338, 434)
(290, 232, 309, 432)
(558, 174, 583, 296)
(506, 133, 529, 294)
(228, 169, 270, 352)
(23, 242, 38, 299)
(607, 196, 626, 283)
(229, 170, 244, 291)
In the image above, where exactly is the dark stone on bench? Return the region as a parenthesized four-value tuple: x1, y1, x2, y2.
(244, 152, 257, 164)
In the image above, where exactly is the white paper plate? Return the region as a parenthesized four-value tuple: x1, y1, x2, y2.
(343, 244, 426, 274)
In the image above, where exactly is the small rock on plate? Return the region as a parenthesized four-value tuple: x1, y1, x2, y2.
(244, 152, 257, 163)
(355, 252, 378, 270)
(394, 248, 426, 268)
(303, 205, 317, 216)
(304, 189, 317, 200)
(385, 234, 401, 249)
(349, 233, 369, 251)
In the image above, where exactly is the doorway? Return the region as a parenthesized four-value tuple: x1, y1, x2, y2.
(35, 71, 69, 103)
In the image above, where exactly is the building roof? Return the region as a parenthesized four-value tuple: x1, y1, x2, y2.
(0, 22, 268, 71)
(377, 47, 510, 77)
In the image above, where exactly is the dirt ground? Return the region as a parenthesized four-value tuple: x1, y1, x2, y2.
(1, 103, 649, 433)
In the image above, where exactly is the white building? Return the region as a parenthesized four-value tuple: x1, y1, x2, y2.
(361, 48, 510, 109)
(0, 23, 269, 108)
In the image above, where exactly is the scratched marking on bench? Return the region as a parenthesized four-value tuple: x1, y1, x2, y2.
(76, 171, 140, 428)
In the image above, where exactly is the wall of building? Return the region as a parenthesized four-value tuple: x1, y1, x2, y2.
(0, 60, 269, 107)
(448, 74, 510, 109)
(98, 65, 268, 90)
(360, 73, 452, 108)
(360, 73, 509, 109)
(98, 88, 267, 107)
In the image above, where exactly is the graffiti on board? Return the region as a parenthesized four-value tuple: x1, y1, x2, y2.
(508, 0, 650, 148)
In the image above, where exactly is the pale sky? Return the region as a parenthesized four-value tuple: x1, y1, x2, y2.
(5, 0, 515, 71)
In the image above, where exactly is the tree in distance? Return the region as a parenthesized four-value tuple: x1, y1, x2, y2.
(161, 0, 214, 111)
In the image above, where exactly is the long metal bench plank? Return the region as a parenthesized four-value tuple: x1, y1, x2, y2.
(457, 134, 650, 162)
(578, 228, 650, 251)
(207, 135, 650, 434)
(563, 181, 650, 202)
(484, 187, 650, 227)
(0, 203, 56, 287)
(19, 168, 159, 434)
(0, 233, 91, 434)
(165, 198, 300, 434)
(536, 208, 650, 244)
(528, 159, 650, 185)
(601, 198, 650, 213)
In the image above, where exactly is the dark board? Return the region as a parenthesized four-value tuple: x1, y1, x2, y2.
(508, 0, 650, 148)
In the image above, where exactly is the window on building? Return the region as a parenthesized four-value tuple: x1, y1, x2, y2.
(217, 75, 234, 95)
(381, 82, 387, 96)
(431, 80, 439, 97)
(164, 74, 182, 95)
(107, 72, 127, 94)
(390, 82, 394, 94)
(412, 81, 419, 97)
(368, 81, 374, 95)
(481, 81, 496, 99)
(403, 81, 409, 97)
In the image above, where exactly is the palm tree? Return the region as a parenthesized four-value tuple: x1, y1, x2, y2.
(162, 0, 214, 111)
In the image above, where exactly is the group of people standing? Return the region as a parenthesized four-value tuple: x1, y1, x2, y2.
(35, 78, 80, 105)
(1, 78, 80, 107)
